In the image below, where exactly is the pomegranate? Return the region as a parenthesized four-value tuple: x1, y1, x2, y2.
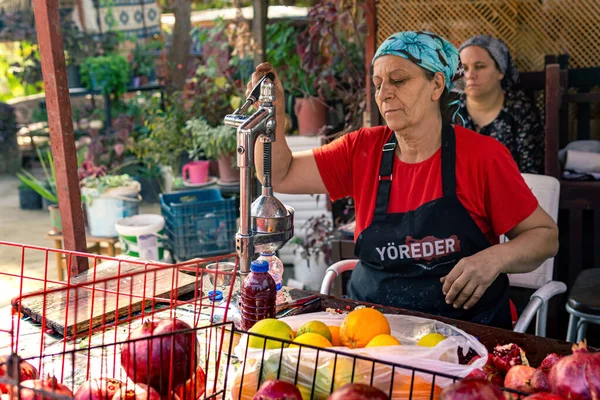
(504, 365, 536, 399)
(439, 378, 504, 400)
(465, 369, 487, 380)
(251, 380, 302, 400)
(327, 383, 388, 400)
(0, 355, 39, 393)
(539, 353, 561, 373)
(548, 341, 600, 400)
(492, 343, 529, 374)
(174, 365, 205, 400)
(523, 394, 566, 400)
(530, 369, 551, 393)
(113, 384, 161, 400)
(20, 376, 74, 400)
(120, 319, 199, 395)
(74, 378, 123, 400)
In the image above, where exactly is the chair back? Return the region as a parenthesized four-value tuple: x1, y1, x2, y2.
(506, 173, 560, 290)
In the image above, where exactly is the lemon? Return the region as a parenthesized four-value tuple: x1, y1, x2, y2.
(296, 320, 333, 342)
(290, 332, 333, 348)
(417, 333, 446, 347)
(365, 334, 401, 347)
(248, 318, 295, 349)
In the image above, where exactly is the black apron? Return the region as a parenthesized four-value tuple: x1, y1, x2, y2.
(348, 124, 511, 328)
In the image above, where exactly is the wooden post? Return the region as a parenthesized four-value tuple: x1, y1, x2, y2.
(253, 0, 268, 66)
(166, 0, 191, 93)
(544, 64, 561, 179)
(33, 0, 89, 276)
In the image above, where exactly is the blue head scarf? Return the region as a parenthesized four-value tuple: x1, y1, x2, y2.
(372, 31, 461, 90)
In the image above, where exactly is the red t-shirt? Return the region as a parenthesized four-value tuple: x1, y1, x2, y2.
(313, 125, 538, 244)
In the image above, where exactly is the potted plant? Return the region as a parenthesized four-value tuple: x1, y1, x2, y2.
(79, 173, 141, 237)
(131, 93, 190, 191)
(81, 54, 130, 96)
(62, 19, 95, 88)
(185, 117, 238, 183)
(130, 41, 162, 87)
(16, 148, 61, 232)
(299, 0, 367, 136)
(292, 213, 335, 291)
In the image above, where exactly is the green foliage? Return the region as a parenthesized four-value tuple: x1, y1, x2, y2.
(16, 147, 57, 203)
(185, 118, 236, 161)
(81, 54, 130, 96)
(80, 174, 138, 204)
(266, 22, 314, 97)
(131, 93, 190, 172)
(131, 40, 163, 78)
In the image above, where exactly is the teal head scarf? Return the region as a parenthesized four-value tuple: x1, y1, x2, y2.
(372, 31, 461, 90)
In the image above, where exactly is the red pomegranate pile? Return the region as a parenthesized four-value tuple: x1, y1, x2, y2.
(462, 340, 600, 400)
(69, 317, 205, 400)
(0, 356, 39, 394)
(120, 318, 204, 398)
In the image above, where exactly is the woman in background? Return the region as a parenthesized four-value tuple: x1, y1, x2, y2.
(458, 35, 544, 174)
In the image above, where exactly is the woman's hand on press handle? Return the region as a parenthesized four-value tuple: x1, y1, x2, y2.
(247, 63, 293, 189)
(246, 62, 286, 120)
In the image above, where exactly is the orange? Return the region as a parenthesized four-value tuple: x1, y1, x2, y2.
(296, 320, 332, 342)
(328, 325, 342, 346)
(340, 308, 390, 349)
(365, 334, 401, 347)
(290, 332, 332, 348)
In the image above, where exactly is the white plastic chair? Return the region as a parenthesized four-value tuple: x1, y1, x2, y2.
(320, 174, 566, 336)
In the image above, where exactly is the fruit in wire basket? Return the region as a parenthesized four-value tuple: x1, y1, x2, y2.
(327, 326, 342, 347)
(0, 355, 39, 394)
(120, 318, 199, 395)
(547, 341, 600, 400)
(296, 321, 332, 343)
(290, 333, 332, 348)
(523, 394, 566, 400)
(113, 383, 161, 400)
(417, 333, 446, 348)
(339, 309, 390, 349)
(248, 319, 295, 350)
(504, 365, 536, 398)
(19, 376, 74, 400)
(365, 334, 401, 348)
(492, 343, 529, 373)
(439, 378, 504, 400)
(175, 365, 205, 400)
(327, 383, 388, 400)
(74, 378, 123, 400)
(252, 380, 303, 400)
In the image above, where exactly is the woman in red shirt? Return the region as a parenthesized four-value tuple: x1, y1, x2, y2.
(249, 31, 558, 328)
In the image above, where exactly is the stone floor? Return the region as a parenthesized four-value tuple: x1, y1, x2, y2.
(0, 175, 160, 308)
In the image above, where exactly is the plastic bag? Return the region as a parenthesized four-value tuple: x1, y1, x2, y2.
(229, 312, 487, 400)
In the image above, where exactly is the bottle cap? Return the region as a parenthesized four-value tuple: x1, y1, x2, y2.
(259, 252, 275, 256)
(208, 290, 223, 301)
(250, 260, 269, 273)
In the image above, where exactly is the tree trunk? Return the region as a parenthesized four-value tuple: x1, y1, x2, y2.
(252, 0, 268, 66)
(166, 0, 191, 94)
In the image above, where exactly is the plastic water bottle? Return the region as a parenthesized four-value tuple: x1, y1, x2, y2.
(257, 253, 285, 304)
(240, 260, 276, 330)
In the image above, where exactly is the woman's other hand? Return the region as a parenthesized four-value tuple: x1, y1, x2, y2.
(246, 62, 286, 116)
(440, 251, 504, 310)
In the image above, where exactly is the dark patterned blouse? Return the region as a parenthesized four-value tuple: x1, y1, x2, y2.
(456, 90, 544, 174)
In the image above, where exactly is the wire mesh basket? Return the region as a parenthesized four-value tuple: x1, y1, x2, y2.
(0, 241, 527, 400)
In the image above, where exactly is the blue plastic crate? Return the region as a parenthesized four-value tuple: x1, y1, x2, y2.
(160, 189, 237, 261)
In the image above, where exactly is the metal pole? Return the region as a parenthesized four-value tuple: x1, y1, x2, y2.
(33, 0, 89, 276)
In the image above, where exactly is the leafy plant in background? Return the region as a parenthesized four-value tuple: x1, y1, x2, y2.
(80, 174, 138, 204)
(185, 118, 237, 161)
(298, 0, 367, 133)
(81, 54, 130, 96)
(16, 147, 58, 203)
(266, 22, 315, 98)
(292, 214, 335, 266)
(62, 19, 96, 66)
(131, 40, 163, 78)
(131, 92, 190, 172)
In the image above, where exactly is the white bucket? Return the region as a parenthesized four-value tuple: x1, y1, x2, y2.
(115, 214, 166, 261)
(82, 181, 141, 237)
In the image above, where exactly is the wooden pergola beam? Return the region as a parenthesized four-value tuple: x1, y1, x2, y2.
(32, 0, 88, 276)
